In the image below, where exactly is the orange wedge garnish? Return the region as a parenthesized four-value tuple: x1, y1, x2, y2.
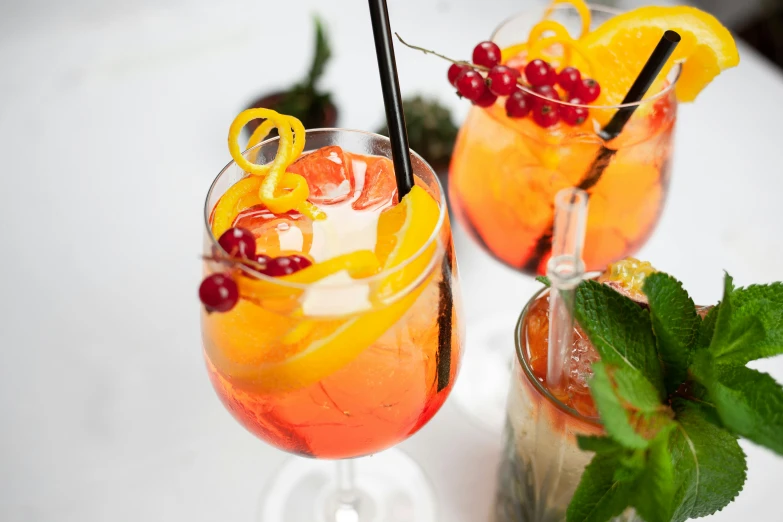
(580, 6, 739, 105)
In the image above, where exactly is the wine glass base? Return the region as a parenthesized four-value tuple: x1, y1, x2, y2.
(450, 313, 519, 433)
(257, 448, 438, 522)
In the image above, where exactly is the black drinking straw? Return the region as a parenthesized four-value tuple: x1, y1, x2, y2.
(368, 0, 452, 391)
(368, 0, 415, 198)
(522, 30, 681, 273)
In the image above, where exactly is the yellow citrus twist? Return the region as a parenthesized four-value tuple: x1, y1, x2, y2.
(218, 108, 324, 241)
(543, 0, 591, 39)
(502, 1, 595, 74)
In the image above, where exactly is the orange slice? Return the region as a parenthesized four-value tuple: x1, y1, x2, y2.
(235, 250, 382, 305)
(374, 185, 441, 299)
(207, 278, 430, 394)
(580, 6, 739, 105)
(206, 247, 430, 394)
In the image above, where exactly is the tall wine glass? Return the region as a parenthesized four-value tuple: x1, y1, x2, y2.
(201, 129, 463, 522)
(448, 4, 679, 431)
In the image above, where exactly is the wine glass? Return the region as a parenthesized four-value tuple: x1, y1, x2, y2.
(201, 128, 463, 521)
(448, 3, 679, 431)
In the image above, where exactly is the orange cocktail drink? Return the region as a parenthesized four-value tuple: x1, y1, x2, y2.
(199, 113, 462, 461)
(449, 4, 682, 275)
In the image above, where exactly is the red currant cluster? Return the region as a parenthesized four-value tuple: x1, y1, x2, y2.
(198, 227, 312, 313)
(448, 41, 602, 128)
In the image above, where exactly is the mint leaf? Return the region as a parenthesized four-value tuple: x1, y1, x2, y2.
(630, 427, 677, 522)
(697, 304, 718, 349)
(693, 353, 783, 455)
(576, 279, 664, 395)
(577, 435, 623, 454)
(535, 275, 551, 287)
(710, 273, 735, 350)
(643, 273, 700, 393)
(716, 282, 783, 365)
(566, 453, 635, 522)
(669, 400, 747, 521)
(589, 362, 674, 449)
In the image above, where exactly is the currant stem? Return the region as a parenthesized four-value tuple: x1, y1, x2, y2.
(394, 33, 489, 72)
(395, 33, 532, 90)
(201, 253, 266, 272)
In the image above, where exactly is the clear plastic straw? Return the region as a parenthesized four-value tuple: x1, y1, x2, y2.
(546, 188, 588, 393)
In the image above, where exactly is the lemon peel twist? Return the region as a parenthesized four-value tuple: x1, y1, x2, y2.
(215, 109, 325, 239)
(543, 0, 591, 39)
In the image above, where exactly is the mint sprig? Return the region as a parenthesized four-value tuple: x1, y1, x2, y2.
(575, 279, 664, 396)
(644, 273, 700, 393)
(567, 271, 783, 522)
(668, 400, 747, 521)
(589, 362, 674, 449)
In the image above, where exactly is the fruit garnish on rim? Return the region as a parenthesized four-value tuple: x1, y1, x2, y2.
(397, 0, 738, 130)
(200, 107, 442, 316)
(539, 259, 783, 521)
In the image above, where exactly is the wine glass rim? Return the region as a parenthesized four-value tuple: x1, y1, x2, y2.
(203, 127, 448, 291)
(514, 285, 602, 426)
(490, 3, 682, 111)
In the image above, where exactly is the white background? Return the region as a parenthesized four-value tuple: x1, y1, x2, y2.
(1, 0, 782, 520)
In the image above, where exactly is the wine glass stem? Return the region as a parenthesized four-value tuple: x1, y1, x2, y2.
(333, 459, 360, 521)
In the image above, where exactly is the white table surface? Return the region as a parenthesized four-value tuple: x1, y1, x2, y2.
(1, 0, 782, 521)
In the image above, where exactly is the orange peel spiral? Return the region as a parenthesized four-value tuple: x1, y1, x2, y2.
(214, 109, 325, 238)
(543, 0, 591, 39)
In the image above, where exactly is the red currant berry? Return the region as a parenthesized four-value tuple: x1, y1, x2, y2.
(573, 78, 601, 103)
(218, 227, 256, 259)
(448, 63, 470, 87)
(455, 69, 487, 101)
(472, 41, 501, 68)
(287, 255, 313, 271)
(473, 88, 498, 107)
(557, 66, 582, 92)
(245, 253, 271, 273)
(532, 103, 560, 128)
(531, 85, 560, 106)
(505, 90, 532, 118)
(199, 273, 239, 313)
(487, 65, 520, 96)
(265, 256, 298, 277)
(560, 98, 589, 126)
(525, 59, 557, 87)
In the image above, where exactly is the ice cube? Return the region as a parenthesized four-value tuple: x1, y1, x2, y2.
(287, 145, 354, 205)
(566, 328, 600, 393)
(352, 156, 398, 211)
(233, 205, 313, 257)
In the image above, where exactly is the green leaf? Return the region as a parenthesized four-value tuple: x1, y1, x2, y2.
(643, 273, 700, 394)
(305, 15, 331, 89)
(697, 304, 718, 349)
(693, 353, 783, 456)
(566, 453, 635, 522)
(576, 279, 664, 395)
(375, 96, 458, 166)
(630, 428, 677, 522)
(716, 282, 783, 365)
(536, 275, 551, 287)
(669, 400, 747, 521)
(710, 273, 735, 350)
(589, 362, 674, 449)
(577, 435, 623, 454)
